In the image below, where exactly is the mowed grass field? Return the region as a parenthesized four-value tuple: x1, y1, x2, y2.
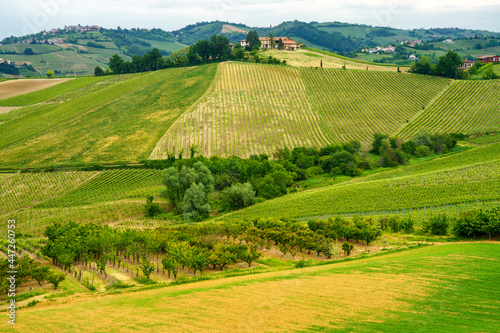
(0, 78, 70, 100)
(151, 62, 450, 158)
(227, 142, 500, 220)
(264, 49, 409, 72)
(4, 243, 499, 332)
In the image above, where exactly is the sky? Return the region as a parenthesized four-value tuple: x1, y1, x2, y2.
(1, 0, 499, 40)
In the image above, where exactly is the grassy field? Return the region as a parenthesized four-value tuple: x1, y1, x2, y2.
(152, 62, 450, 158)
(0, 64, 217, 167)
(398, 80, 500, 138)
(4, 243, 499, 332)
(265, 49, 408, 72)
(226, 143, 500, 220)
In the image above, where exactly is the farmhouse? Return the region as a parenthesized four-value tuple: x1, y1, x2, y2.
(443, 39, 453, 44)
(477, 55, 500, 63)
(409, 54, 419, 61)
(240, 37, 297, 50)
(460, 60, 475, 69)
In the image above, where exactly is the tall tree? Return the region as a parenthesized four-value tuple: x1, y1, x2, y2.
(246, 30, 261, 50)
(277, 38, 285, 50)
(269, 33, 275, 49)
(436, 50, 462, 78)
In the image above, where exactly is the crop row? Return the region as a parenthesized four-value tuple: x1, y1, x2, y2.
(300, 68, 450, 145)
(0, 171, 98, 216)
(153, 63, 452, 158)
(38, 169, 164, 208)
(227, 155, 500, 220)
(398, 80, 500, 138)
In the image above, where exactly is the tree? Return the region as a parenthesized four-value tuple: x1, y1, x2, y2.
(277, 38, 285, 50)
(47, 70, 54, 78)
(436, 50, 462, 78)
(47, 272, 65, 289)
(240, 245, 262, 267)
(221, 182, 256, 210)
(94, 66, 104, 76)
(161, 162, 214, 209)
(183, 183, 211, 221)
(144, 195, 161, 217)
(109, 54, 124, 74)
(370, 133, 389, 155)
(409, 56, 433, 75)
(269, 33, 275, 49)
(140, 257, 155, 281)
(209, 35, 231, 61)
(482, 67, 498, 80)
(31, 265, 50, 286)
(23, 48, 34, 55)
(246, 30, 261, 50)
(341, 241, 354, 256)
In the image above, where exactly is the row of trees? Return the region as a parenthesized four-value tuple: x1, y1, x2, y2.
(0, 256, 65, 293)
(98, 34, 286, 76)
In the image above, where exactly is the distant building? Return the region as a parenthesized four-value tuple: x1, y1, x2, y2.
(409, 54, 419, 61)
(460, 60, 475, 70)
(229, 43, 235, 51)
(477, 55, 500, 63)
(443, 39, 453, 44)
(240, 37, 297, 50)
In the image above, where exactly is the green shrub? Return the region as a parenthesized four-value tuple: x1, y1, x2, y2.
(415, 145, 432, 157)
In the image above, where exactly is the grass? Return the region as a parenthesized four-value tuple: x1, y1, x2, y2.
(0, 64, 217, 167)
(4, 243, 498, 332)
(467, 133, 500, 144)
(266, 48, 406, 71)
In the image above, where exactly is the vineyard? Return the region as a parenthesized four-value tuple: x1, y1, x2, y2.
(0, 64, 217, 167)
(151, 62, 451, 158)
(226, 143, 500, 220)
(398, 80, 500, 138)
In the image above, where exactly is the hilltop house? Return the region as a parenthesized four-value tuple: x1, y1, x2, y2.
(460, 60, 475, 70)
(477, 55, 500, 63)
(240, 37, 297, 50)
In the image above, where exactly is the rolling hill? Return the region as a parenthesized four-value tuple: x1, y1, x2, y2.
(2, 20, 499, 77)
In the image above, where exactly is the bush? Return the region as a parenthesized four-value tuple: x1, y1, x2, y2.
(144, 195, 161, 217)
(415, 145, 432, 157)
(423, 214, 449, 235)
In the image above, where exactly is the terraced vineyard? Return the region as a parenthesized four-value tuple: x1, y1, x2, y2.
(0, 171, 98, 216)
(152, 62, 451, 158)
(300, 67, 450, 144)
(226, 143, 500, 220)
(398, 80, 500, 138)
(38, 169, 164, 207)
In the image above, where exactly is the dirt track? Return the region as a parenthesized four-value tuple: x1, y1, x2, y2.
(0, 78, 70, 100)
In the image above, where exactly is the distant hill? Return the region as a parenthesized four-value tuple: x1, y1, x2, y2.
(1, 20, 499, 76)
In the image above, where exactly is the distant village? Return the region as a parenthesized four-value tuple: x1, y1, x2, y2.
(13, 25, 101, 45)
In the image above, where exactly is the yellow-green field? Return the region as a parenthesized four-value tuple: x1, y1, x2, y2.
(262, 49, 409, 72)
(4, 243, 499, 332)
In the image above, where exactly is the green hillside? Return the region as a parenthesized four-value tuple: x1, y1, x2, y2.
(4, 243, 499, 332)
(0, 64, 217, 167)
(226, 143, 500, 220)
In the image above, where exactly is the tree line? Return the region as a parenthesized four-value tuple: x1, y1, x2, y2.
(147, 130, 461, 220)
(96, 34, 285, 76)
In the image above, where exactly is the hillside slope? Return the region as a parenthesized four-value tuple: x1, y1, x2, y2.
(0, 65, 217, 167)
(151, 62, 450, 158)
(225, 142, 500, 220)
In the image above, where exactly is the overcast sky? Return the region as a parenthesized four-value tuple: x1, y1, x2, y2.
(1, 0, 499, 40)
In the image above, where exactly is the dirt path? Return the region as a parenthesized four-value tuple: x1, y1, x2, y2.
(0, 78, 70, 100)
(0, 106, 20, 114)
